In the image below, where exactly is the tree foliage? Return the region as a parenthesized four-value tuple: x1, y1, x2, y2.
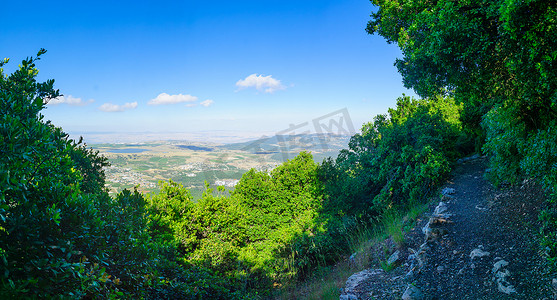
(0, 50, 159, 298)
(368, 0, 557, 263)
(8, 0, 555, 293)
(320, 95, 465, 219)
(367, 0, 556, 147)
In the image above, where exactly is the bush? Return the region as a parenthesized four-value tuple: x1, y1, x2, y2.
(0, 50, 158, 298)
(320, 95, 467, 219)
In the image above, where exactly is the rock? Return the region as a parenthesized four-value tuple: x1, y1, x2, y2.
(436, 265, 445, 272)
(423, 226, 434, 242)
(419, 242, 429, 252)
(496, 279, 516, 294)
(552, 278, 557, 290)
(470, 248, 490, 260)
(475, 205, 488, 211)
(492, 258, 516, 294)
(339, 294, 358, 300)
(492, 259, 509, 273)
(433, 201, 448, 215)
(343, 269, 383, 296)
(495, 269, 510, 279)
(422, 201, 452, 242)
(441, 187, 456, 196)
(422, 220, 432, 235)
(387, 250, 400, 267)
(405, 269, 415, 280)
(402, 284, 424, 300)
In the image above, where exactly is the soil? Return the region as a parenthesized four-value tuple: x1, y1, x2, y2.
(342, 157, 557, 299)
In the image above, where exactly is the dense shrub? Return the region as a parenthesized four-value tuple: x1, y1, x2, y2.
(0, 50, 159, 298)
(0, 50, 473, 298)
(320, 95, 466, 219)
(144, 95, 469, 295)
(369, 0, 557, 267)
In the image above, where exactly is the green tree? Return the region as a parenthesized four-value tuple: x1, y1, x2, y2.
(321, 95, 464, 218)
(367, 0, 556, 149)
(0, 50, 156, 298)
(367, 0, 557, 264)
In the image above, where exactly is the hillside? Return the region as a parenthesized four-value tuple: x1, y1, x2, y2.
(2, 1, 555, 298)
(341, 157, 556, 299)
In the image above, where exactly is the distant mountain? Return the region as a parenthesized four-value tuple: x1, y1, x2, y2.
(219, 133, 352, 162)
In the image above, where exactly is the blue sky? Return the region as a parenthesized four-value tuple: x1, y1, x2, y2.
(2, 0, 415, 141)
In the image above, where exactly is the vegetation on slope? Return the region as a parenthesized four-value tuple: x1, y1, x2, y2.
(368, 0, 557, 266)
(2, 0, 555, 297)
(144, 94, 468, 295)
(0, 50, 467, 298)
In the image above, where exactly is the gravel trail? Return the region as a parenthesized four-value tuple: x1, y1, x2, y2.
(341, 158, 556, 299)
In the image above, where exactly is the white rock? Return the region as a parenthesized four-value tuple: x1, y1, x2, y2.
(343, 269, 383, 295)
(433, 202, 448, 215)
(491, 258, 516, 294)
(422, 219, 432, 235)
(492, 259, 509, 273)
(402, 284, 424, 300)
(495, 269, 510, 279)
(497, 279, 516, 294)
(387, 250, 400, 266)
(470, 248, 490, 260)
(339, 294, 358, 300)
(475, 205, 488, 211)
(441, 187, 456, 196)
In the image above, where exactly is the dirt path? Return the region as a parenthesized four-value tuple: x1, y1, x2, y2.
(341, 158, 556, 299)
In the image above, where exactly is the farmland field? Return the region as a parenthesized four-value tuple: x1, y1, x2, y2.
(93, 133, 351, 199)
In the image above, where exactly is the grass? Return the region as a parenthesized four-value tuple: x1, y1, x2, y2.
(379, 260, 396, 272)
(382, 209, 405, 246)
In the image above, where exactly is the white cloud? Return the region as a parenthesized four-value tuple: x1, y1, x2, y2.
(99, 102, 138, 112)
(200, 99, 214, 107)
(148, 93, 198, 105)
(235, 74, 285, 93)
(48, 95, 93, 106)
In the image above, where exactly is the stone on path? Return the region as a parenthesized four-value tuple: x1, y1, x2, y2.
(492, 259, 509, 272)
(339, 294, 358, 300)
(470, 247, 490, 260)
(441, 187, 456, 197)
(402, 284, 424, 300)
(492, 258, 516, 294)
(433, 201, 449, 216)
